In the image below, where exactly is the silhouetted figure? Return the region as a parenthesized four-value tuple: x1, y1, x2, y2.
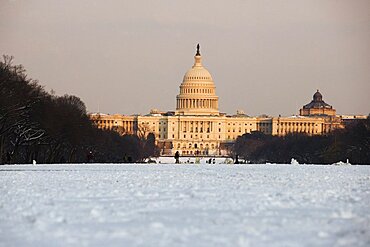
(196, 44, 201, 56)
(86, 151, 93, 163)
(175, 151, 180, 164)
(235, 154, 239, 164)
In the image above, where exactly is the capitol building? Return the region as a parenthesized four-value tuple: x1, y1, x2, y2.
(91, 45, 362, 156)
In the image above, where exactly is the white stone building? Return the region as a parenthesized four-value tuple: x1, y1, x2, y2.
(91, 45, 348, 156)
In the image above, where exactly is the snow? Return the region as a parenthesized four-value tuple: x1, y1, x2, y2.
(1, 164, 370, 247)
(152, 156, 232, 164)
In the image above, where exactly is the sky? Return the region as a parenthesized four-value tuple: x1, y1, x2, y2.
(1, 0, 369, 116)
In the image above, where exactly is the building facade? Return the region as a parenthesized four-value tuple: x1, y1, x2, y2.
(90, 45, 356, 156)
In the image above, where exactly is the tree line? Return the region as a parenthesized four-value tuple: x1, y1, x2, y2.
(234, 118, 370, 164)
(0, 55, 158, 164)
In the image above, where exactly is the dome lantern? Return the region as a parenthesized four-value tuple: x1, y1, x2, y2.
(313, 89, 323, 102)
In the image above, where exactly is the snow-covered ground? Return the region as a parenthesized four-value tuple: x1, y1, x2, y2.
(1, 164, 369, 247)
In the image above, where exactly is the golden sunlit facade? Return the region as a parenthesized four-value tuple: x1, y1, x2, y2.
(90, 45, 351, 156)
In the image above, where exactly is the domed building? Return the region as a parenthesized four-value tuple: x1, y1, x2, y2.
(300, 90, 336, 116)
(176, 44, 219, 116)
(90, 45, 347, 157)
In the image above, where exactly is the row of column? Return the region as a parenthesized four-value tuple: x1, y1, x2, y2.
(180, 120, 214, 133)
(177, 98, 218, 109)
(276, 123, 317, 135)
(122, 121, 133, 134)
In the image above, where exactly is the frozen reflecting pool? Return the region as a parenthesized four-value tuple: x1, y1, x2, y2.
(1, 164, 370, 247)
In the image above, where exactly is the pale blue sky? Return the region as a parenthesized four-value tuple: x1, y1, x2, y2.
(1, 0, 369, 116)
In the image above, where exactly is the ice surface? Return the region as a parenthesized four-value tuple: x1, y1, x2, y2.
(1, 164, 370, 247)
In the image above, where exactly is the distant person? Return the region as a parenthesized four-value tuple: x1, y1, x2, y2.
(235, 155, 239, 164)
(175, 151, 180, 164)
(87, 151, 93, 163)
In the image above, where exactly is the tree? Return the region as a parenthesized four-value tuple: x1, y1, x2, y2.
(0, 55, 149, 164)
(143, 133, 159, 158)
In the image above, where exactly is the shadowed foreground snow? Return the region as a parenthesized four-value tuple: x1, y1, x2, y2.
(1, 164, 370, 247)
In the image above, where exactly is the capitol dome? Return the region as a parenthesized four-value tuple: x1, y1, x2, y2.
(182, 57, 213, 83)
(176, 45, 219, 116)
